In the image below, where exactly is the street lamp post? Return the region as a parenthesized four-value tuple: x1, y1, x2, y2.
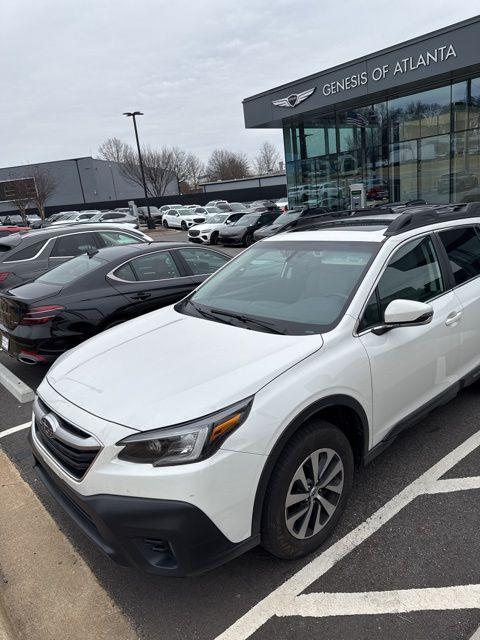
(123, 111, 154, 229)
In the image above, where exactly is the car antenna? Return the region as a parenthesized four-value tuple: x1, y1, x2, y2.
(87, 248, 99, 259)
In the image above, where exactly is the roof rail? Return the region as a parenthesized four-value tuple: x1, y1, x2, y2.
(384, 202, 480, 236)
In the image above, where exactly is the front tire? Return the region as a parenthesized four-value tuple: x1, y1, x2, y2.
(163, 219, 169, 228)
(245, 233, 254, 247)
(181, 221, 187, 231)
(261, 421, 353, 560)
(210, 231, 219, 245)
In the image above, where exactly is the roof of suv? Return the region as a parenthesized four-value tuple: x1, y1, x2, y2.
(271, 203, 480, 244)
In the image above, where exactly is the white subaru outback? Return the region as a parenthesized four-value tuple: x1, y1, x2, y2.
(30, 203, 480, 576)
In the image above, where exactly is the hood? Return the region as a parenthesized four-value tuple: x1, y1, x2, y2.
(192, 222, 226, 232)
(47, 306, 323, 431)
(220, 225, 248, 235)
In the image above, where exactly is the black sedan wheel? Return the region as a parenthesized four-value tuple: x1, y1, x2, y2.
(245, 233, 254, 246)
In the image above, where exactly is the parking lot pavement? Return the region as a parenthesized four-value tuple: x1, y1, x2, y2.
(146, 226, 243, 257)
(1, 344, 480, 639)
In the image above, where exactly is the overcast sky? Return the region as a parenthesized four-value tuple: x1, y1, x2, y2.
(1, 1, 479, 168)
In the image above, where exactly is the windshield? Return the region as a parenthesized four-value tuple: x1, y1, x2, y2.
(37, 253, 106, 286)
(233, 213, 259, 226)
(178, 209, 193, 216)
(181, 241, 378, 335)
(272, 210, 302, 226)
(230, 203, 247, 212)
(206, 214, 228, 224)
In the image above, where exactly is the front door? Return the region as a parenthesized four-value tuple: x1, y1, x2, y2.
(358, 235, 462, 446)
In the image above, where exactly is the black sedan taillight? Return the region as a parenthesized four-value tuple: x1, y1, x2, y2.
(20, 305, 64, 325)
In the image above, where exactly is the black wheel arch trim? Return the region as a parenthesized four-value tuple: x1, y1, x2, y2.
(251, 394, 369, 537)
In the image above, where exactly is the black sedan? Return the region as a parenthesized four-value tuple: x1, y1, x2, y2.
(218, 211, 280, 246)
(253, 206, 330, 241)
(0, 242, 230, 364)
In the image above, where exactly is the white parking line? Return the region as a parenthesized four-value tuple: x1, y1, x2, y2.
(0, 422, 31, 439)
(0, 362, 35, 403)
(216, 429, 480, 640)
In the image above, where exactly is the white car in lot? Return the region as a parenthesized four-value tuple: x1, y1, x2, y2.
(188, 212, 247, 244)
(162, 207, 206, 230)
(30, 202, 480, 576)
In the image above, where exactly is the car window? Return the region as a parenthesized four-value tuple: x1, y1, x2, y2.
(177, 248, 229, 275)
(102, 213, 123, 220)
(7, 240, 47, 261)
(38, 254, 105, 285)
(97, 231, 142, 246)
(116, 251, 181, 281)
(51, 233, 98, 258)
(358, 236, 444, 332)
(438, 227, 480, 286)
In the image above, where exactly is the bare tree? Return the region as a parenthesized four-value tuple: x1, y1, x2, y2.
(30, 166, 57, 220)
(8, 177, 36, 223)
(205, 149, 250, 181)
(97, 137, 129, 164)
(184, 153, 205, 191)
(253, 141, 281, 175)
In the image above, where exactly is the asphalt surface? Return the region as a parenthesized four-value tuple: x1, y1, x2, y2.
(1, 228, 480, 639)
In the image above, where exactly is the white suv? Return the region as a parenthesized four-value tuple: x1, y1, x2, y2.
(30, 203, 480, 576)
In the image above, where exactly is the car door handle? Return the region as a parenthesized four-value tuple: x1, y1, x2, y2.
(131, 292, 151, 301)
(445, 310, 463, 326)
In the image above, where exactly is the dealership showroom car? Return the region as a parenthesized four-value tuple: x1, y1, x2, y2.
(218, 210, 280, 245)
(162, 207, 206, 229)
(0, 243, 230, 364)
(0, 225, 152, 291)
(27, 201, 480, 577)
(188, 212, 247, 244)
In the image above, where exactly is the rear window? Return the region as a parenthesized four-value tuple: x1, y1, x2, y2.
(6, 240, 47, 261)
(37, 254, 106, 285)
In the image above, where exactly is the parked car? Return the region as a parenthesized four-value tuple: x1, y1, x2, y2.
(275, 199, 289, 211)
(49, 211, 99, 226)
(0, 226, 30, 238)
(253, 207, 329, 241)
(188, 212, 247, 245)
(218, 210, 280, 246)
(162, 208, 206, 230)
(215, 202, 249, 213)
(29, 202, 480, 576)
(0, 214, 29, 227)
(250, 200, 279, 212)
(26, 214, 42, 226)
(0, 243, 230, 365)
(36, 212, 77, 228)
(0, 224, 152, 291)
(85, 211, 139, 228)
(206, 200, 228, 207)
(438, 170, 478, 194)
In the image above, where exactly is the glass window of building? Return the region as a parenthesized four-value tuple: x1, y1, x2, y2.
(303, 114, 337, 158)
(365, 146, 390, 205)
(389, 86, 450, 142)
(452, 77, 480, 132)
(389, 140, 418, 202)
(337, 107, 373, 152)
(418, 134, 450, 203)
(451, 129, 480, 201)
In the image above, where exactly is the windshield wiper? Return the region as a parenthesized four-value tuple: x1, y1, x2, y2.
(209, 308, 286, 334)
(186, 300, 237, 326)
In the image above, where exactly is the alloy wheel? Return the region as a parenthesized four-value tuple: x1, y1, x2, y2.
(285, 448, 344, 540)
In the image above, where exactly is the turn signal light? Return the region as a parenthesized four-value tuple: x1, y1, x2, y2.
(20, 305, 64, 325)
(209, 413, 242, 442)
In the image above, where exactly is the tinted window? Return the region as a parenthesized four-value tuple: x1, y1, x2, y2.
(8, 240, 47, 261)
(98, 231, 142, 246)
(102, 213, 122, 220)
(51, 233, 98, 257)
(118, 252, 180, 281)
(177, 248, 229, 275)
(439, 227, 480, 286)
(378, 236, 444, 311)
(113, 262, 136, 281)
(38, 254, 105, 285)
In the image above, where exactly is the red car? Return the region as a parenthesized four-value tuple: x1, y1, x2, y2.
(0, 226, 29, 238)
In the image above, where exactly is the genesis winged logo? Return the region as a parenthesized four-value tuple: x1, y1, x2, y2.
(272, 87, 316, 108)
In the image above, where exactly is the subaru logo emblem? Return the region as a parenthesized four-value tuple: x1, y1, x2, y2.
(40, 414, 59, 439)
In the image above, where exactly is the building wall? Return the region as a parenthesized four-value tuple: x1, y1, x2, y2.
(202, 173, 286, 193)
(0, 157, 179, 213)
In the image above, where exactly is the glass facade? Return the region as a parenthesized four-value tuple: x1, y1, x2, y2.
(284, 75, 480, 209)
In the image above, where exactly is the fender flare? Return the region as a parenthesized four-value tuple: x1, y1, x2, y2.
(251, 394, 369, 536)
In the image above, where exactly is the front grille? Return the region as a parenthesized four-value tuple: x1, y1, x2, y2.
(34, 400, 101, 480)
(189, 229, 200, 237)
(193, 218, 204, 223)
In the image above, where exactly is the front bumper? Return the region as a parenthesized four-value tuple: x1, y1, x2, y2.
(31, 443, 259, 576)
(219, 234, 244, 246)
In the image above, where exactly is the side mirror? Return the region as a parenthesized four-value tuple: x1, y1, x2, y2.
(372, 299, 433, 336)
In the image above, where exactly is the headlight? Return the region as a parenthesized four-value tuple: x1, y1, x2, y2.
(116, 397, 253, 466)
(201, 229, 211, 233)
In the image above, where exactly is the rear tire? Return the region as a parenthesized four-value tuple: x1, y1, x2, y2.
(261, 421, 353, 560)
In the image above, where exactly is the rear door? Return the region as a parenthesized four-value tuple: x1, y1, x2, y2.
(108, 249, 195, 318)
(174, 247, 231, 286)
(436, 225, 480, 380)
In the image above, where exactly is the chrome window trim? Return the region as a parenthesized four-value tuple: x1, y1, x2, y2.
(107, 247, 189, 284)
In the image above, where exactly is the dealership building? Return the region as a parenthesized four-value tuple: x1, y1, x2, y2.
(243, 16, 480, 210)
